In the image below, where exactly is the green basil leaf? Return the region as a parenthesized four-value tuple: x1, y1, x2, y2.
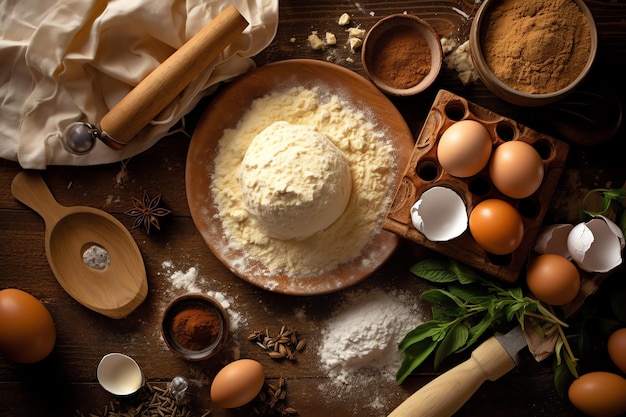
(431, 306, 450, 321)
(433, 323, 469, 369)
(410, 258, 461, 283)
(447, 283, 491, 303)
(421, 288, 466, 312)
(410, 258, 483, 285)
(505, 302, 527, 322)
(459, 314, 495, 352)
(564, 350, 579, 378)
(604, 188, 626, 200)
(522, 298, 540, 313)
(581, 188, 623, 217)
(553, 354, 576, 401)
(398, 320, 446, 350)
(396, 339, 439, 384)
(554, 334, 564, 366)
(450, 261, 484, 285)
(508, 286, 524, 299)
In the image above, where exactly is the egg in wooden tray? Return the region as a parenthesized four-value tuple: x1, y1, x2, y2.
(384, 89, 570, 283)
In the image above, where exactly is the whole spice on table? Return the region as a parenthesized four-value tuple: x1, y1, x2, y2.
(370, 25, 431, 89)
(480, 0, 591, 94)
(124, 191, 171, 233)
(170, 305, 222, 350)
(248, 325, 306, 360)
(253, 377, 298, 416)
(74, 382, 202, 417)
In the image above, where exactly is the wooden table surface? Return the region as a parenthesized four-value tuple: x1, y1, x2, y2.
(2, 1, 626, 416)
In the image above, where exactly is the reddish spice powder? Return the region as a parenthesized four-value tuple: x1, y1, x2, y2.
(170, 306, 222, 351)
(371, 25, 432, 90)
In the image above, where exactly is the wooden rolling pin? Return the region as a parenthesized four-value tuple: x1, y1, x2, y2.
(99, 5, 248, 149)
(388, 327, 526, 417)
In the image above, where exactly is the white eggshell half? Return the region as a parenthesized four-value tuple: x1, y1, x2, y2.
(533, 224, 573, 258)
(410, 186, 468, 242)
(567, 217, 625, 272)
(599, 215, 626, 249)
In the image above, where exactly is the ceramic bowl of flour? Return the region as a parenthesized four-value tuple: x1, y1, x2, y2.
(185, 59, 415, 295)
(469, 0, 597, 106)
(361, 14, 442, 96)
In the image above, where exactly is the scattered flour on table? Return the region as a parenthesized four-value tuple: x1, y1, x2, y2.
(316, 287, 427, 412)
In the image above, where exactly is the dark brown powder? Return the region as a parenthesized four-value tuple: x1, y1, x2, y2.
(371, 25, 432, 90)
(170, 306, 221, 351)
(480, 0, 591, 94)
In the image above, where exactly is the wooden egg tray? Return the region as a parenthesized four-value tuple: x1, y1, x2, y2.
(384, 90, 569, 283)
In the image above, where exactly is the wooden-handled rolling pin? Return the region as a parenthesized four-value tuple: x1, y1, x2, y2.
(387, 335, 519, 417)
(63, 5, 248, 154)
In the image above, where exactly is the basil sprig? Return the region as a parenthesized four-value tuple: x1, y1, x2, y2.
(581, 187, 626, 234)
(396, 257, 569, 384)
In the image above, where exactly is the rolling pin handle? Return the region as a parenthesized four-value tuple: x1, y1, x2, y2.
(387, 336, 517, 417)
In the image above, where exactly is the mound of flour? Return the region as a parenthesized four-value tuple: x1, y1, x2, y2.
(317, 287, 426, 411)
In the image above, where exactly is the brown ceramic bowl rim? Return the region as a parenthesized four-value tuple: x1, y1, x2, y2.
(469, 0, 598, 106)
(361, 14, 443, 96)
(161, 293, 229, 361)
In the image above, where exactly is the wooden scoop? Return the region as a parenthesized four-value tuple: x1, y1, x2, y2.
(11, 171, 147, 319)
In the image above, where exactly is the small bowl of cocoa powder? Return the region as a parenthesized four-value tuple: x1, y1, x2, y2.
(161, 293, 229, 361)
(361, 14, 442, 96)
(469, 0, 597, 106)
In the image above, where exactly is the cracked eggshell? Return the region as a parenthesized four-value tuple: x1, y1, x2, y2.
(410, 186, 468, 241)
(567, 216, 625, 273)
(533, 224, 574, 258)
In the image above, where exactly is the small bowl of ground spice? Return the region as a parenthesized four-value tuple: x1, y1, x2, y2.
(361, 14, 442, 96)
(469, 0, 597, 106)
(161, 293, 229, 361)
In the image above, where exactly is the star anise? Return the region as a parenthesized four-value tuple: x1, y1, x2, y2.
(124, 191, 171, 233)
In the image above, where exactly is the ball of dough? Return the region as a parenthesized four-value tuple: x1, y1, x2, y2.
(239, 121, 352, 240)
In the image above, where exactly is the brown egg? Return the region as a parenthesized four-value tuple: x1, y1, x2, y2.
(0, 288, 56, 363)
(526, 254, 580, 306)
(468, 199, 524, 255)
(210, 359, 265, 408)
(489, 140, 544, 198)
(608, 328, 626, 374)
(568, 371, 626, 417)
(437, 120, 493, 178)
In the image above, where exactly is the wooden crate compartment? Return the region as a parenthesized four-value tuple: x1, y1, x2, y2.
(384, 89, 570, 283)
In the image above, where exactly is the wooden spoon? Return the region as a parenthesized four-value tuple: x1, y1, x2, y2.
(11, 171, 147, 319)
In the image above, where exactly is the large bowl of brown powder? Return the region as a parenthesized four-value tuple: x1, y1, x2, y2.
(469, 0, 597, 106)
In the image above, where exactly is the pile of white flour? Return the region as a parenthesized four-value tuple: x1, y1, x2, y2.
(316, 287, 426, 411)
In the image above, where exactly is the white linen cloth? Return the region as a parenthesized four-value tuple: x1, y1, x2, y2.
(0, 0, 278, 168)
